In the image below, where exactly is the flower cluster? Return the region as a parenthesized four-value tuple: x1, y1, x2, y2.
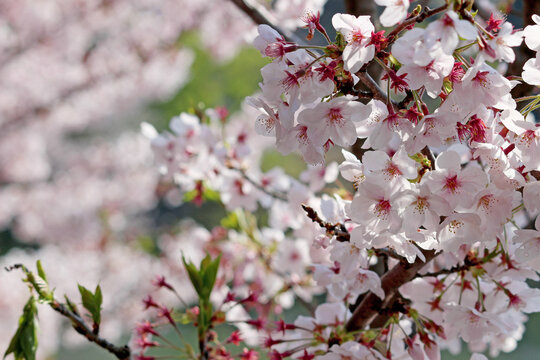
(5, 1, 540, 360)
(140, 2, 540, 360)
(0, 0, 326, 357)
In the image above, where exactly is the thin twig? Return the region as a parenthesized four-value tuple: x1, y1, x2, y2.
(6, 264, 130, 360)
(235, 167, 288, 201)
(301, 204, 350, 241)
(50, 301, 131, 359)
(228, 0, 304, 44)
(385, 4, 449, 46)
(301, 204, 405, 262)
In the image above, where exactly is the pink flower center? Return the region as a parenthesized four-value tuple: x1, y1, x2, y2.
(296, 125, 310, 145)
(444, 175, 461, 193)
(375, 199, 391, 219)
(384, 113, 401, 130)
(384, 161, 402, 178)
(234, 179, 245, 195)
(351, 29, 365, 44)
(519, 129, 538, 146)
(282, 71, 299, 91)
(423, 60, 436, 75)
(414, 197, 428, 214)
(327, 107, 345, 126)
(448, 219, 464, 233)
(472, 70, 491, 88)
(478, 194, 494, 211)
(442, 14, 454, 27)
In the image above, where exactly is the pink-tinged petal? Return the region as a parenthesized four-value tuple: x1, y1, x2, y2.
(380, 4, 408, 27)
(435, 151, 462, 171)
(523, 58, 540, 86)
(332, 118, 358, 147)
(523, 25, 540, 51)
(456, 19, 478, 40)
(332, 13, 359, 33)
(524, 182, 540, 215)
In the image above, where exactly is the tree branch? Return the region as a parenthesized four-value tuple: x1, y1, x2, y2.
(301, 204, 351, 242)
(356, 71, 388, 102)
(385, 4, 449, 46)
(49, 301, 131, 360)
(228, 0, 303, 44)
(344, 0, 376, 18)
(345, 145, 438, 332)
(236, 167, 288, 201)
(6, 264, 131, 360)
(345, 249, 438, 332)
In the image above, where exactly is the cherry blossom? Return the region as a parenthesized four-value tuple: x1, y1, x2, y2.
(374, 0, 410, 28)
(332, 14, 375, 72)
(7, 2, 540, 360)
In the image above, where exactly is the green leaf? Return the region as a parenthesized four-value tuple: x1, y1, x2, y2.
(36, 261, 47, 283)
(4, 296, 38, 360)
(94, 285, 103, 313)
(220, 212, 240, 230)
(182, 256, 203, 297)
(201, 255, 221, 300)
(387, 54, 401, 69)
(64, 295, 79, 314)
(443, 79, 453, 94)
(183, 188, 197, 202)
(200, 254, 211, 272)
(202, 188, 220, 201)
(78, 284, 102, 327)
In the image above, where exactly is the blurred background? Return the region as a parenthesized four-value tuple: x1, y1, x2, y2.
(0, 0, 538, 359)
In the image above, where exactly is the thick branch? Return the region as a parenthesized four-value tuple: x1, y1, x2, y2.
(228, 0, 303, 44)
(345, 250, 437, 331)
(344, 0, 376, 17)
(356, 71, 388, 102)
(346, 145, 437, 332)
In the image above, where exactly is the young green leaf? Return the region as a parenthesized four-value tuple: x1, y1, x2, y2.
(36, 260, 47, 283)
(220, 212, 240, 230)
(201, 254, 221, 301)
(182, 256, 203, 297)
(78, 284, 102, 327)
(4, 296, 38, 360)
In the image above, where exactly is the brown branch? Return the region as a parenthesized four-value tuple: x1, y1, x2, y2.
(345, 144, 438, 332)
(301, 204, 405, 263)
(228, 0, 303, 44)
(398, 90, 414, 109)
(356, 71, 388, 102)
(385, 4, 449, 46)
(345, 249, 438, 332)
(414, 254, 483, 279)
(6, 264, 131, 360)
(344, 0, 376, 17)
(50, 301, 131, 360)
(236, 167, 288, 201)
(301, 204, 351, 242)
(421, 146, 436, 170)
